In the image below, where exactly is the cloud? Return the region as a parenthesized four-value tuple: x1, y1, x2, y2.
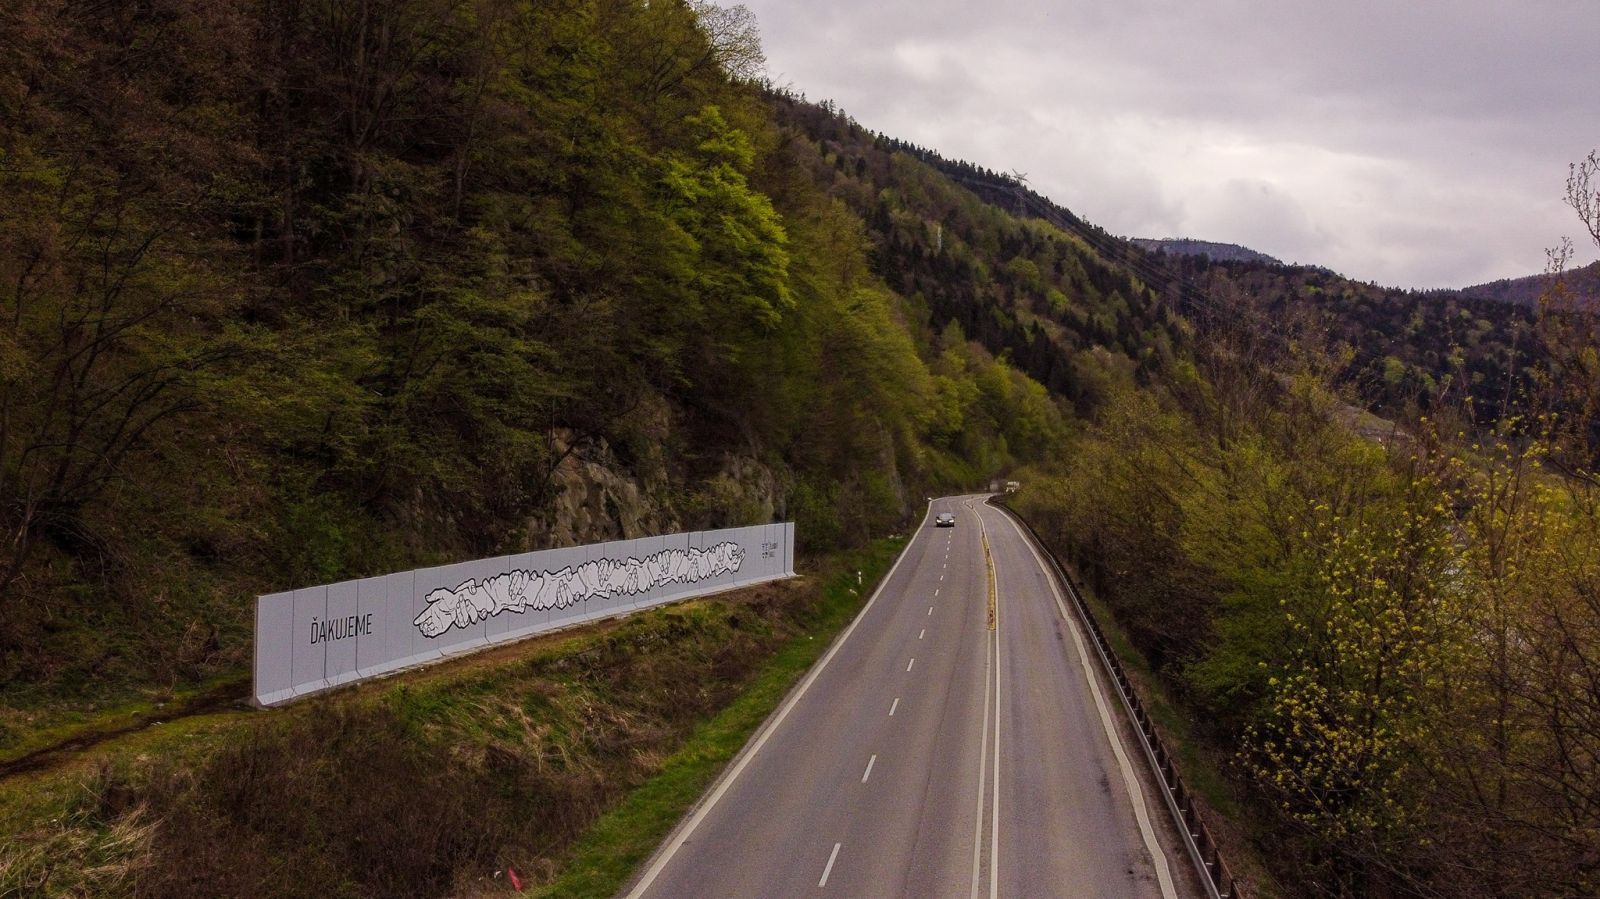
(1196, 177, 1337, 261)
(742, 0, 1600, 288)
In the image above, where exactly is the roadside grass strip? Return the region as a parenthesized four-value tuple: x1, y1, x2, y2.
(535, 537, 905, 899)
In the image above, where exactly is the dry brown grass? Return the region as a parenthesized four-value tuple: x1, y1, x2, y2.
(3, 575, 829, 898)
(1, 765, 156, 897)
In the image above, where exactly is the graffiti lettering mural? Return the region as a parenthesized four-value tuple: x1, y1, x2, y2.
(254, 523, 794, 706)
(413, 542, 746, 637)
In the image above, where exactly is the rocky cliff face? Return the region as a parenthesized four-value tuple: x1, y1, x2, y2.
(526, 429, 792, 550)
(526, 430, 678, 549)
(683, 454, 788, 530)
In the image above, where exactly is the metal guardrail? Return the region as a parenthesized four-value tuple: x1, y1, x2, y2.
(991, 499, 1239, 899)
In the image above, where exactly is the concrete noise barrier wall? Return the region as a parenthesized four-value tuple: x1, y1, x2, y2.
(254, 522, 796, 707)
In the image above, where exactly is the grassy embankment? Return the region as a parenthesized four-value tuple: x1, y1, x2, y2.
(0, 537, 905, 898)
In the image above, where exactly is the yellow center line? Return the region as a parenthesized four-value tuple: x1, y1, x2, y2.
(981, 526, 997, 632)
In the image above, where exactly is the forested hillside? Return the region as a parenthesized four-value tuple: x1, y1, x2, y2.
(7, 2, 1600, 897)
(766, 95, 1187, 416)
(1161, 255, 1541, 420)
(778, 109, 1546, 427)
(0, 0, 1073, 722)
(889, 155, 1548, 425)
(1458, 259, 1600, 307)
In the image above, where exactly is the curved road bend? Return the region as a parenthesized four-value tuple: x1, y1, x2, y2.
(625, 496, 1198, 898)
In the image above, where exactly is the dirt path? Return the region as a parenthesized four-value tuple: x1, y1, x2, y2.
(0, 678, 250, 780)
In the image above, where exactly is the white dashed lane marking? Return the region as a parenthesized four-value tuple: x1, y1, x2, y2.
(819, 843, 842, 887)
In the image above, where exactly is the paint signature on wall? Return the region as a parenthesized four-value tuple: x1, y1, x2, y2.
(412, 542, 746, 637)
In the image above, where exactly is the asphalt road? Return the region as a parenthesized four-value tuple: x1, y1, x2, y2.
(625, 496, 1195, 899)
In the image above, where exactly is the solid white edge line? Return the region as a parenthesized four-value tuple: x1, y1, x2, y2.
(861, 754, 877, 783)
(623, 503, 935, 899)
(994, 508, 1179, 899)
(980, 514, 1002, 899)
(819, 842, 842, 887)
(970, 633, 993, 899)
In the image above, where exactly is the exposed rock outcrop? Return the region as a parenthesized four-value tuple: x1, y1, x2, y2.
(526, 430, 679, 549)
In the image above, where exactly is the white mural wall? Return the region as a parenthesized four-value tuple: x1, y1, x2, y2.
(254, 523, 796, 706)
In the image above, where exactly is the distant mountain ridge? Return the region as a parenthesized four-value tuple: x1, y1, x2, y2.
(1132, 238, 1283, 266)
(872, 148, 1539, 422)
(1456, 260, 1600, 307)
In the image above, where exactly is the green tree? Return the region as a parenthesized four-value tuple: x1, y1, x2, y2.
(661, 105, 793, 344)
(1243, 453, 1467, 866)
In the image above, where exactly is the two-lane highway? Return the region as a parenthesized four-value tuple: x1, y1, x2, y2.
(625, 497, 1193, 898)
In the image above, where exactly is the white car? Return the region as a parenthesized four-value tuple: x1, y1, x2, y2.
(934, 512, 956, 527)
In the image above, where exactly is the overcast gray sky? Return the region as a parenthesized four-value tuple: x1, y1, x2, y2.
(742, 0, 1599, 289)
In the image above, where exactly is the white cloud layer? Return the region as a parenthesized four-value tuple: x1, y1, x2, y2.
(743, 0, 1600, 288)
